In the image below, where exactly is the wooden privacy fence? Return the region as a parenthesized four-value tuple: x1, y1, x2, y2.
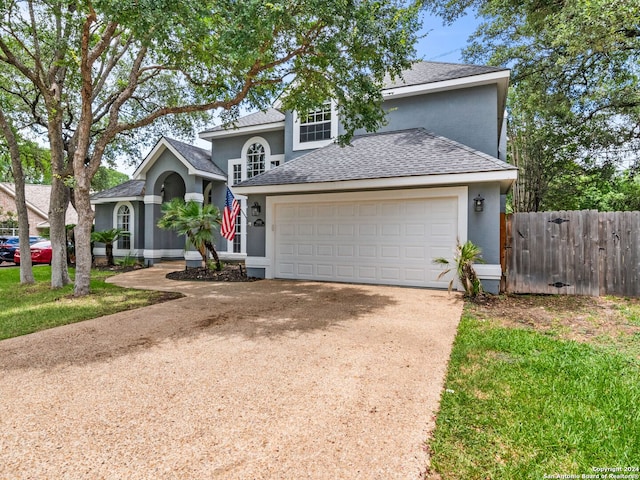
(504, 210, 640, 297)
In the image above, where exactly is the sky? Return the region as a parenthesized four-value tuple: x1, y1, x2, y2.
(416, 12, 480, 63)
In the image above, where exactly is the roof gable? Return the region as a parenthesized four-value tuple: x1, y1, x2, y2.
(0, 182, 79, 224)
(132, 137, 225, 180)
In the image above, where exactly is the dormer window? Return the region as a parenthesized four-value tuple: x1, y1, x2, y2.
(292, 101, 338, 151)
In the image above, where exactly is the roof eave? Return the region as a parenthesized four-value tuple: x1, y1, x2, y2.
(234, 169, 518, 195)
(199, 121, 285, 141)
(91, 196, 145, 205)
(382, 70, 510, 100)
(132, 138, 224, 180)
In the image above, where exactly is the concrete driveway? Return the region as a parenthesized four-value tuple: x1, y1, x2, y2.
(0, 265, 463, 479)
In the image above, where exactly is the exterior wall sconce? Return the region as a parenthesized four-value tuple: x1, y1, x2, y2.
(473, 194, 485, 212)
(250, 201, 262, 216)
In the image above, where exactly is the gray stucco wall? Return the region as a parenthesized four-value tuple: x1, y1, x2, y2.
(246, 194, 266, 257)
(373, 85, 499, 157)
(93, 201, 145, 255)
(211, 131, 285, 174)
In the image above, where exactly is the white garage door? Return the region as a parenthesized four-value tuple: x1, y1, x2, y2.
(274, 191, 459, 287)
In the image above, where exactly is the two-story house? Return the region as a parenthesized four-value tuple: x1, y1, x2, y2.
(91, 61, 517, 294)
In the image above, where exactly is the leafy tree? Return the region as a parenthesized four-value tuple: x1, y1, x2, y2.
(157, 199, 222, 271)
(91, 228, 127, 266)
(0, 136, 52, 184)
(0, 0, 419, 295)
(424, 0, 640, 211)
(91, 167, 129, 192)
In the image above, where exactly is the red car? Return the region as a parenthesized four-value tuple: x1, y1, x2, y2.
(14, 240, 53, 265)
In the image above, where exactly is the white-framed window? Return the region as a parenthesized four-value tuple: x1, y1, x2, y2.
(292, 101, 338, 151)
(246, 142, 265, 178)
(233, 164, 242, 185)
(227, 137, 283, 186)
(113, 201, 134, 253)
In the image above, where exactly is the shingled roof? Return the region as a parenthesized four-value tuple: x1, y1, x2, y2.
(201, 108, 285, 134)
(163, 137, 226, 177)
(91, 180, 146, 200)
(383, 61, 507, 89)
(236, 128, 516, 188)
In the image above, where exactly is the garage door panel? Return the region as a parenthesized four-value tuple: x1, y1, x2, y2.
(317, 245, 334, 256)
(359, 204, 377, 216)
(317, 224, 334, 236)
(317, 264, 334, 277)
(274, 194, 458, 287)
(298, 244, 313, 256)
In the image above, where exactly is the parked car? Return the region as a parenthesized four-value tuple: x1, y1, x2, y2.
(0, 236, 44, 263)
(14, 240, 52, 265)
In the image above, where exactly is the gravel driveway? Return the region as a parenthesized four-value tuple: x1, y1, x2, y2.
(0, 265, 463, 479)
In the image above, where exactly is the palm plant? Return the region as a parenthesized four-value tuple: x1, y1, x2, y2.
(91, 228, 128, 266)
(157, 198, 222, 270)
(433, 240, 485, 297)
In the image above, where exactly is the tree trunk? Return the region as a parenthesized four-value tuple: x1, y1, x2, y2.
(73, 185, 95, 296)
(0, 109, 34, 284)
(47, 111, 71, 288)
(49, 177, 71, 288)
(105, 242, 114, 266)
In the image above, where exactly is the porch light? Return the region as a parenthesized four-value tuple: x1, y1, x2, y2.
(473, 194, 485, 212)
(251, 201, 261, 216)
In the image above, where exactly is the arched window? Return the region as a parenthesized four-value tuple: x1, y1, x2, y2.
(116, 204, 131, 250)
(246, 142, 265, 178)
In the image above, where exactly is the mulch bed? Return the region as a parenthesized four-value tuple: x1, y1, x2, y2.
(166, 264, 260, 282)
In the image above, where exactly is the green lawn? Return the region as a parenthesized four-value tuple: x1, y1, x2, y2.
(429, 296, 640, 479)
(0, 266, 181, 340)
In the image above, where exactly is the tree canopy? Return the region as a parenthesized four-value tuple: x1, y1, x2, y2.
(0, 0, 420, 294)
(424, 0, 640, 211)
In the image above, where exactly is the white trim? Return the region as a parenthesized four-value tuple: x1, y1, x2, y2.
(219, 252, 248, 261)
(262, 186, 468, 282)
(474, 263, 502, 281)
(234, 170, 518, 195)
(93, 247, 141, 258)
(92, 196, 143, 205)
(292, 102, 339, 151)
(382, 71, 510, 100)
(184, 192, 204, 203)
(143, 249, 184, 259)
(144, 195, 162, 205)
(228, 158, 243, 186)
(132, 138, 226, 181)
(184, 250, 203, 261)
(242, 136, 271, 179)
(198, 121, 285, 140)
(245, 256, 271, 267)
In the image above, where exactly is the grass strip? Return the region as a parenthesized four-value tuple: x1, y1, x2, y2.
(430, 307, 640, 479)
(0, 266, 181, 340)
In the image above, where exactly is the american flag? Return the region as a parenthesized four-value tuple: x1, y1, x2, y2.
(220, 187, 241, 241)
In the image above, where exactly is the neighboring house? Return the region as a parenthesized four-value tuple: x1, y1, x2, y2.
(0, 183, 78, 235)
(91, 61, 517, 293)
